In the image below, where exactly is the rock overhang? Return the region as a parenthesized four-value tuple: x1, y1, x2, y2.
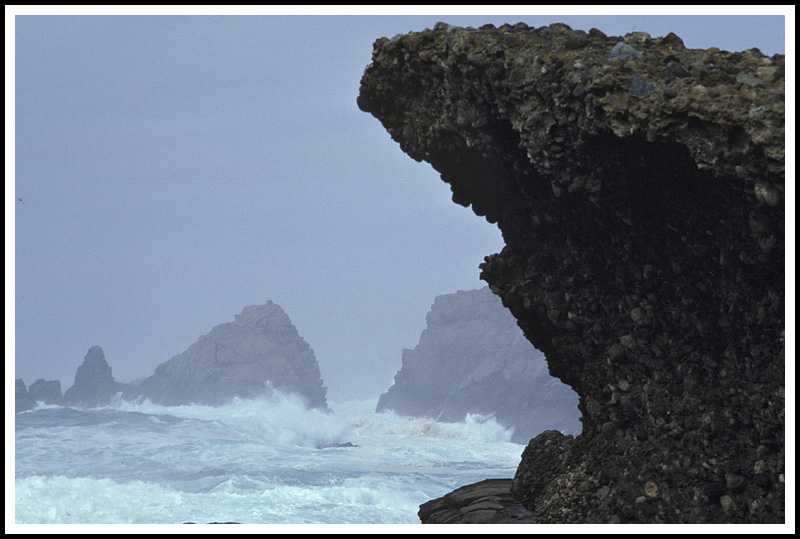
(358, 21, 785, 523)
(357, 22, 784, 214)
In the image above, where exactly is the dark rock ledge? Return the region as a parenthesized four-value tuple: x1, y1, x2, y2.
(419, 479, 536, 523)
(184, 522, 240, 524)
(359, 21, 784, 524)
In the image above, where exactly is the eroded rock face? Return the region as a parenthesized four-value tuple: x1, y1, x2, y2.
(130, 302, 328, 409)
(29, 379, 63, 406)
(15, 379, 36, 413)
(359, 22, 784, 523)
(418, 478, 536, 523)
(63, 346, 121, 408)
(376, 287, 580, 443)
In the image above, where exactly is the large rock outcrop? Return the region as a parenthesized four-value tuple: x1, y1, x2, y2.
(128, 302, 328, 409)
(63, 345, 123, 408)
(15, 379, 37, 413)
(376, 287, 580, 443)
(16, 378, 65, 412)
(28, 379, 63, 406)
(358, 23, 784, 523)
(418, 478, 536, 523)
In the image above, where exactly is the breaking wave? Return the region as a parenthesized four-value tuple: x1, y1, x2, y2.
(15, 392, 524, 525)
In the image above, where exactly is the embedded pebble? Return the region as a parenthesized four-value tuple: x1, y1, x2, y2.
(610, 42, 643, 61)
(626, 76, 655, 97)
(754, 181, 781, 207)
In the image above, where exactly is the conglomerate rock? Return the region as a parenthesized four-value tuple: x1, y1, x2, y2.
(358, 22, 784, 523)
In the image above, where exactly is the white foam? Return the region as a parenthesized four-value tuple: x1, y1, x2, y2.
(117, 390, 353, 448)
(14, 473, 432, 524)
(14, 476, 184, 524)
(15, 394, 525, 524)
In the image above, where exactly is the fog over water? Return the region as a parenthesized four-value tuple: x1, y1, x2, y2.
(10, 9, 787, 402)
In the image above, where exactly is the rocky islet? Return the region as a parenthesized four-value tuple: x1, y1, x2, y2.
(62, 345, 125, 409)
(17, 302, 329, 412)
(359, 22, 784, 523)
(377, 286, 580, 443)
(125, 301, 329, 409)
(16, 378, 64, 411)
(28, 379, 63, 406)
(15, 379, 38, 413)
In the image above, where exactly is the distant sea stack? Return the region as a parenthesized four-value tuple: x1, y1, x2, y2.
(360, 23, 784, 523)
(63, 345, 123, 408)
(28, 379, 63, 406)
(15, 379, 64, 412)
(129, 302, 328, 409)
(377, 287, 580, 443)
(15, 379, 36, 413)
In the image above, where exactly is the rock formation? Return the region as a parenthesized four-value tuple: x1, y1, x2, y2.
(15, 379, 36, 413)
(418, 478, 536, 523)
(128, 301, 328, 409)
(28, 379, 63, 405)
(63, 345, 123, 408)
(377, 287, 580, 443)
(359, 22, 784, 523)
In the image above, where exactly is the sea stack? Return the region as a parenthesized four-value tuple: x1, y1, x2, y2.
(359, 23, 784, 523)
(129, 301, 328, 410)
(63, 345, 120, 408)
(15, 379, 36, 413)
(377, 287, 580, 443)
(28, 379, 63, 406)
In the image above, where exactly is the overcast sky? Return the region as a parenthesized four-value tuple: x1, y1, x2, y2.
(9, 8, 789, 402)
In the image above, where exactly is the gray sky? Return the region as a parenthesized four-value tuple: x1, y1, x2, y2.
(9, 8, 788, 402)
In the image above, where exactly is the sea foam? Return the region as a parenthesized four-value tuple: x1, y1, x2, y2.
(15, 392, 524, 525)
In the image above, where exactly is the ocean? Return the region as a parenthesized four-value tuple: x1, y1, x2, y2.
(14, 392, 526, 525)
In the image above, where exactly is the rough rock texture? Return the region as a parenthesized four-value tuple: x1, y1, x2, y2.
(15, 379, 37, 413)
(418, 478, 536, 523)
(63, 345, 123, 408)
(359, 22, 784, 523)
(128, 302, 328, 409)
(377, 287, 580, 443)
(28, 379, 63, 406)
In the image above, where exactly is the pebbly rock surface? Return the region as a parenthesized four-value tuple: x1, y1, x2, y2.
(359, 22, 784, 523)
(63, 345, 124, 408)
(28, 379, 63, 406)
(128, 301, 328, 409)
(15, 379, 37, 413)
(376, 287, 580, 443)
(418, 478, 536, 523)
